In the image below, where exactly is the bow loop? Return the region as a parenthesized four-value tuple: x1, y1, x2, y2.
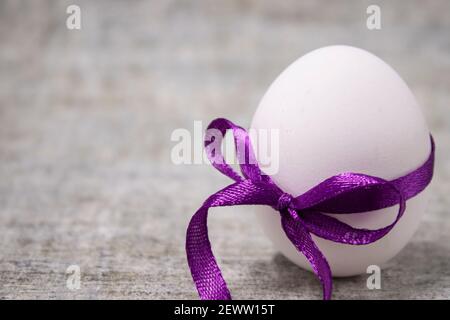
(205, 118, 265, 183)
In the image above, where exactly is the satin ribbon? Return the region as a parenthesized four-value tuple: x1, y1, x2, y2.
(186, 118, 435, 300)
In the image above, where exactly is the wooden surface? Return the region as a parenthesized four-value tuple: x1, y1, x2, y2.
(0, 0, 449, 299)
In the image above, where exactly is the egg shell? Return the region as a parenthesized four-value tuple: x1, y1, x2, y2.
(250, 45, 431, 277)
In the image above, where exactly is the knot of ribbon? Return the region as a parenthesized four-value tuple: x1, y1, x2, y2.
(276, 193, 294, 211)
(186, 118, 435, 300)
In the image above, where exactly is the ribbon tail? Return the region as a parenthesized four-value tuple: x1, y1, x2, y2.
(281, 212, 332, 300)
(186, 204, 231, 300)
(186, 179, 281, 300)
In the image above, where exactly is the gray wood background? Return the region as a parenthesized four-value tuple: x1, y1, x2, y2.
(0, 0, 449, 299)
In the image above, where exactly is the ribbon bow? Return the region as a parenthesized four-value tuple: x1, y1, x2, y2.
(186, 118, 435, 300)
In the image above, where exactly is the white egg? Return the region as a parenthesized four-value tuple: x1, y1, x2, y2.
(250, 45, 431, 277)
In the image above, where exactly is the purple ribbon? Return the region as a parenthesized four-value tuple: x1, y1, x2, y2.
(186, 118, 435, 300)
